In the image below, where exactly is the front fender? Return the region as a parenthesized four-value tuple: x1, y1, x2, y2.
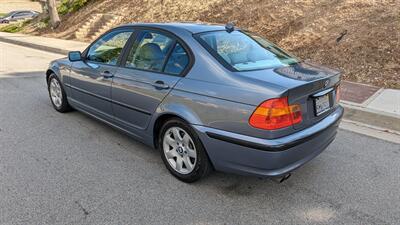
(47, 58, 72, 94)
(47, 60, 62, 80)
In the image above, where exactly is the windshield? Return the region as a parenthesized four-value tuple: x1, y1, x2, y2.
(197, 30, 299, 71)
(0, 11, 16, 19)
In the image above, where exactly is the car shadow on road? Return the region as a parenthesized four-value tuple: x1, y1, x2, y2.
(67, 106, 325, 196)
(0, 71, 45, 77)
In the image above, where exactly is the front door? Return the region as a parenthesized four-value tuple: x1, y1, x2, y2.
(69, 29, 133, 120)
(112, 30, 191, 134)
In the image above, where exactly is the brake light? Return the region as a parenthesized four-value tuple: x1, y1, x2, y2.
(335, 85, 341, 103)
(249, 97, 302, 130)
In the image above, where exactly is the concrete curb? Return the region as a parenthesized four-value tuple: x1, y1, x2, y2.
(341, 101, 400, 119)
(341, 104, 400, 133)
(0, 36, 70, 55)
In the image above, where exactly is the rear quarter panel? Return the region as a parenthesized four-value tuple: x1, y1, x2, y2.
(155, 78, 298, 140)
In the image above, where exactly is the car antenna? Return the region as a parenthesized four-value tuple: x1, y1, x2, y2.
(225, 22, 235, 33)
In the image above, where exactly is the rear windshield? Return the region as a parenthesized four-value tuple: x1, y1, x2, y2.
(197, 30, 299, 71)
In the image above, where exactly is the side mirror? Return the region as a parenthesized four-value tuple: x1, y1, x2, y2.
(68, 51, 82, 62)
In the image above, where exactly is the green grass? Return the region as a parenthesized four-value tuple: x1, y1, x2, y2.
(58, 0, 89, 15)
(0, 13, 6, 17)
(0, 20, 31, 33)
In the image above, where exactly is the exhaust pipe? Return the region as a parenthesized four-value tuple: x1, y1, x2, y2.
(271, 173, 291, 183)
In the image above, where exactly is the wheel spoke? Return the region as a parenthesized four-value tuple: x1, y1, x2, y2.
(175, 157, 183, 171)
(183, 156, 193, 171)
(165, 136, 178, 149)
(172, 128, 183, 141)
(165, 150, 177, 159)
(187, 149, 196, 158)
(182, 133, 191, 146)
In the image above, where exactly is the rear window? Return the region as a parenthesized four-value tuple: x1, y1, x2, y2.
(197, 30, 299, 71)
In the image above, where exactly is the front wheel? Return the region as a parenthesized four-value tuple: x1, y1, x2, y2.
(47, 73, 71, 113)
(159, 118, 212, 183)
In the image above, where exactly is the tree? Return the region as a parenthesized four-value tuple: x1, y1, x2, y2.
(47, 0, 61, 29)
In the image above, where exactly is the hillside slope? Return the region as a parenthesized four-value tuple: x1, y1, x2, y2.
(32, 0, 400, 88)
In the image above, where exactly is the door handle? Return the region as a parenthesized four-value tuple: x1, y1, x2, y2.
(101, 70, 114, 79)
(152, 80, 170, 90)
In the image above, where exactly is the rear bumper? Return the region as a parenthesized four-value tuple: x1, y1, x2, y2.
(193, 106, 343, 177)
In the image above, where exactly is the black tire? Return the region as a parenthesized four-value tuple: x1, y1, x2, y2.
(47, 73, 71, 113)
(158, 118, 212, 183)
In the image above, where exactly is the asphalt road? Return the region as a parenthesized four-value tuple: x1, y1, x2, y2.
(1, 42, 400, 225)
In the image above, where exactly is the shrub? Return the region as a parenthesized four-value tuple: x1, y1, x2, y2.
(0, 20, 31, 33)
(34, 17, 50, 29)
(58, 0, 89, 15)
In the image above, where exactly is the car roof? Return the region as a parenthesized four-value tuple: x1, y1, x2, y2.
(11, 10, 34, 14)
(119, 22, 227, 34)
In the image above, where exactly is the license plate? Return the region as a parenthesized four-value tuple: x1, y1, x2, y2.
(314, 94, 331, 116)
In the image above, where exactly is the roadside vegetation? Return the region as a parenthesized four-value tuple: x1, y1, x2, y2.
(57, 0, 89, 15)
(0, 20, 31, 33)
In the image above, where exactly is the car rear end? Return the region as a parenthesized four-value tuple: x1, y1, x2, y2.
(188, 28, 343, 178)
(191, 72, 343, 178)
(194, 106, 342, 177)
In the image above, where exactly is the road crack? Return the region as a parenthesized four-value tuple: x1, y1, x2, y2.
(75, 200, 89, 216)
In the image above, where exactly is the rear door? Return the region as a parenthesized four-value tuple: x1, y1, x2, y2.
(69, 28, 133, 120)
(112, 29, 191, 133)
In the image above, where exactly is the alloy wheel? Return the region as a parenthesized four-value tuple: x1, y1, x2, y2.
(49, 78, 63, 108)
(163, 127, 197, 174)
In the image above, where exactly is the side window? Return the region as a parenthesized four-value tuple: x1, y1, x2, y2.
(14, 12, 29, 18)
(12, 13, 23, 18)
(86, 30, 132, 65)
(164, 43, 189, 75)
(125, 31, 174, 72)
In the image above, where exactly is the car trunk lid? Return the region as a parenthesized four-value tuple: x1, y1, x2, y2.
(274, 62, 341, 130)
(237, 61, 341, 131)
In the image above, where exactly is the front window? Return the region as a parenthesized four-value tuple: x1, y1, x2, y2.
(86, 30, 133, 65)
(197, 30, 299, 71)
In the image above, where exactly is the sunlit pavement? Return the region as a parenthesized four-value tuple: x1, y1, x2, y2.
(1, 42, 399, 225)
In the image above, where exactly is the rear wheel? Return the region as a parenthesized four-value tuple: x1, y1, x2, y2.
(159, 118, 212, 182)
(47, 73, 71, 113)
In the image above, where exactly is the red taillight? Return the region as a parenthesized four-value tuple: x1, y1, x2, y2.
(335, 85, 341, 103)
(249, 97, 302, 130)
